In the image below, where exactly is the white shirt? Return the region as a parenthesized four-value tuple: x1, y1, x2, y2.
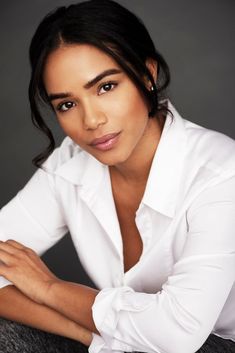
(0, 101, 235, 353)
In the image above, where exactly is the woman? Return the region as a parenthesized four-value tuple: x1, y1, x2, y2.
(0, 1, 234, 352)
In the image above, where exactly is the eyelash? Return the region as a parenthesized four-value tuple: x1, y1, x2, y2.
(56, 81, 118, 113)
(99, 81, 118, 94)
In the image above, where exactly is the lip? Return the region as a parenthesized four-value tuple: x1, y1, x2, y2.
(89, 132, 121, 151)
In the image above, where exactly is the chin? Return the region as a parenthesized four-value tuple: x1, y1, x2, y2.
(92, 149, 131, 166)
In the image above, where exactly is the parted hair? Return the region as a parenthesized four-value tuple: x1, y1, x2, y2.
(28, 0, 171, 168)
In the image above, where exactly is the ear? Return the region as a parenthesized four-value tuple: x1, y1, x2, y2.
(145, 58, 158, 89)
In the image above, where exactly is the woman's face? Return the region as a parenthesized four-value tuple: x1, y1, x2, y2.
(43, 44, 158, 166)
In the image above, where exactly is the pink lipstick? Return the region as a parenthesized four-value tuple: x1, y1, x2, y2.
(90, 132, 121, 151)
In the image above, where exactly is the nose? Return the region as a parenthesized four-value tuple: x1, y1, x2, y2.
(82, 103, 107, 130)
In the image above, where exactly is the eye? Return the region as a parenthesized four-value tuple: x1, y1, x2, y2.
(56, 101, 75, 112)
(98, 82, 117, 95)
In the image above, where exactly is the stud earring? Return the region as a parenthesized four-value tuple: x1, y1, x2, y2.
(150, 85, 157, 92)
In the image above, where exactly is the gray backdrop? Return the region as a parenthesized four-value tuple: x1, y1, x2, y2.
(0, 0, 234, 288)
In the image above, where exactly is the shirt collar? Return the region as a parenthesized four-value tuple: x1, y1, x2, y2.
(52, 100, 187, 218)
(53, 148, 106, 188)
(142, 101, 187, 217)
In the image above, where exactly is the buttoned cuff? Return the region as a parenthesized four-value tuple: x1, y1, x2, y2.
(89, 332, 124, 353)
(91, 286, 156, 352)
(89, 333, 108, 353)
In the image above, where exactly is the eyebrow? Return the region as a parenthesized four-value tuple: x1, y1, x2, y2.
(48, 68, 122, 102)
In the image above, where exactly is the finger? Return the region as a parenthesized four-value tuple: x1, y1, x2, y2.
(0, 241, 17, 255)
(0, 263, 9, 281)
(0, 241, 33, 259)
(0, 248, 14, 265)
(5, 239, 25, 249)
(5, 240, 35, 255)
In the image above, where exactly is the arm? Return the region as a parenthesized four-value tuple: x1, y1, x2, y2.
(2, 151, 234, 352)
(88, 177, 235, 353)
(2, 177, 234, 353)
(45, 281, 100, 333)
(0, 285, 93, 346)
(0, 153, 95, 344)
(3, 175, 235, 353)
(0, 238, 100, 335)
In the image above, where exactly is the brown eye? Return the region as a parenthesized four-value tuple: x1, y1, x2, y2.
(103, 83, 113, 91)
(57, 101, 75, 112)
(99, 82, 117, 95)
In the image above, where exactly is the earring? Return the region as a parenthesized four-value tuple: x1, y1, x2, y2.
(150, 85, 157, 92)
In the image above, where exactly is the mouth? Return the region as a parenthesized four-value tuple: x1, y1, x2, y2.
(89, 132, 121, 151)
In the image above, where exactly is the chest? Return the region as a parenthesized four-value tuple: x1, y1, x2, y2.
(64, 179, 187, 291)
(116, 203, 143, 273)
(111, 180, 144, 273)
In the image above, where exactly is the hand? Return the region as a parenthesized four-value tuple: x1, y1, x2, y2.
(0, 239, 60, 304)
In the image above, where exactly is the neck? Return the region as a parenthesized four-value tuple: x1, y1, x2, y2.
(109, 116, 164, 187)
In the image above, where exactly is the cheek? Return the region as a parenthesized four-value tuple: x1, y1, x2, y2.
(103, 81, 148, 120)
(57, 117, 83, 142)
(121, 90, 149, 132)
(130, 91, 148, 113)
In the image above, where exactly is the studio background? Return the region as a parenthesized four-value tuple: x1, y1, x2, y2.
(0, 0, 234, 288)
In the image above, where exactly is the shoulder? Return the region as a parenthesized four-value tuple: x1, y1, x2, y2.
(181, 115, 235, 179)
(166, 102, 235, 205)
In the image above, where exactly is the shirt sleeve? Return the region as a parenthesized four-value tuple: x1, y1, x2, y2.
(0, 167, 68, 289)
(90, 176, 235, 353)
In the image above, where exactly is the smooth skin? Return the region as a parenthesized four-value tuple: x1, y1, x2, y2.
(0, 44, 164, 345)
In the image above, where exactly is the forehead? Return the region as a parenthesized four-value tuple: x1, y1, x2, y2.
(43, 44, 121, 87)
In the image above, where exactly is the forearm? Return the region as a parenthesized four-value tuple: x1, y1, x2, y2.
(0, 285, 93, 346)
(0, 240, 100, 337)
(45, 280, 100, 334)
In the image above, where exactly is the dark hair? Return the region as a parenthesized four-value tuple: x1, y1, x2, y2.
(29, 0, 172, 168)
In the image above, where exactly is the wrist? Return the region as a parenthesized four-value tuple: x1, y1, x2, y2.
(43, 278, 64, 307)
(66, 319, 93, 346)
